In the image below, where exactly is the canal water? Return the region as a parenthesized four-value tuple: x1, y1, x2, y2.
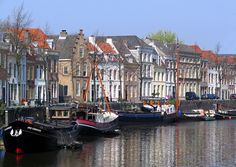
(1, 120, 236, 167)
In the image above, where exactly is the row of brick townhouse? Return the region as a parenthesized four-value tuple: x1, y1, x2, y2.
(46, 29, 236, 103)
(3, 27, 236, 105)
(0, 28, 59, 106)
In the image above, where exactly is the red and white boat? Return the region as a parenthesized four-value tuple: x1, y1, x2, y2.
(76, 108, 119, 135)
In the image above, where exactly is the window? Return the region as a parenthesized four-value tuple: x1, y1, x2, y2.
(134, 85, 137, 97)
(101, 69, 104, 80)
(130, 86, 133, 98)
(130, 73, 133, 81)
(109, 70, 112, 80)
(9, 63, 12, 76)
(76, 81, 80, 96)
(63, 66, 68, 75)
(23, 65, 25, 80)
(114, 70, 117, 80)
(30, 66, 33, 79)
(128, 57, 133, 63)
(126, 72, 129, 81)
(40, 66, 43, 79)
(63, 111, 69, 117)
(147, 65, 150, 77)
(76, 63, 80, 76)
(63, 85, 68, 96)
(3, 54, 6, 68)
(14, 64, 17, 77)
(83, 63, 87, 76)
(80, 47, 84, 57)
(54, 59, 57, 72)
(113, 85, 117, 98)
(14, 84, 17, 100)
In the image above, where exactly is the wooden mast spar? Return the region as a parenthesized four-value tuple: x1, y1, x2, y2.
(83, 56, 111, 113)
(175, 41, 180, 112)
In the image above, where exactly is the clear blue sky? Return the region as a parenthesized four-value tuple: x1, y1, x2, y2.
(1, 0, 236, 53)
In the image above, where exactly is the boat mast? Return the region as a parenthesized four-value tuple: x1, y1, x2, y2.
(175, 41, 180, 112)
(95, 64, 111, 112)
(139, 49, 143, 100)
(93, 51, 96, 103)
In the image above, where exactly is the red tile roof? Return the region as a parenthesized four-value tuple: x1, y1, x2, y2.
(87, 42, 98, 52)
(202, 50, 218, 64)
(9, 28, 50, 49)
(87, 42, 117, 54)
(218, 55, 236, 65)
(20, 28, 50, 49)
(97, 42, 117, 54)
(189, 45, 202, 54)
(189, 45, 219, 63)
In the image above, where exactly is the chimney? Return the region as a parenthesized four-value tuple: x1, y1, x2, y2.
(59, 30, 67, 39)
(24, 30, 29, 44)
(79, 29, 84, 36)
(89, 35, 96, 45)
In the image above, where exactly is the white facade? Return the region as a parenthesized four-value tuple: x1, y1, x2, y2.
(148, 41, 166, 98)
(8, 53, 27, 105)
(208, 66, 219, 94)
(130, 47, 154, 98)
(35, 64, 46, 102)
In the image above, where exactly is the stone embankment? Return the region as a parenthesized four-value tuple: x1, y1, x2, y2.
(110, 100, 236, 112)
(179, 100, 236, 112)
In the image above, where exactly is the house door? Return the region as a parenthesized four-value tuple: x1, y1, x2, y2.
(38, 86, 42, 101)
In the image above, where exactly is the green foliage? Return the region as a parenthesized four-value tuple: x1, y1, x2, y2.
(152, 92, 160, 97)
(167, 99, 176, 105)
(148, 30, 183, 44)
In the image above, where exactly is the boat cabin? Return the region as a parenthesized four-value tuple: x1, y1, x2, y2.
(49, 104, 78, 121)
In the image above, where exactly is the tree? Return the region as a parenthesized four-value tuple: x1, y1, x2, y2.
(215, 42, 221, 54)
(148, 30, 183, 44)
(1, 4, 32, 104)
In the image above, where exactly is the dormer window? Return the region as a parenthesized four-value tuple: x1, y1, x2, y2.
(32, 42, 38, 47)
(128, 57, 133, 63)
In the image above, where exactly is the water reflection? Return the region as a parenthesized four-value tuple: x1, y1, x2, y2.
(1, 120, 236, 167)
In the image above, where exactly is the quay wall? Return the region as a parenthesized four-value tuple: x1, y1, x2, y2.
(109, 100, 236, 112)
(5, 107, 46, 125)
(1, 100, 236, 126)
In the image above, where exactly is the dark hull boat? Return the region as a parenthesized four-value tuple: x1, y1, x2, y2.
(178, 109, 215, 122)
(215, 109, 236, 120)
(76, 111, 119, 136)
(118, 104, 176, 126)
(2, 120, 79, 154)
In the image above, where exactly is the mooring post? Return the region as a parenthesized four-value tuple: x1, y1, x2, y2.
(5, 110, 8, 126)
(46, 106, 49, 122)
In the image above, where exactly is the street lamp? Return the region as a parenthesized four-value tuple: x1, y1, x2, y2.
(175, 41, 180, 112)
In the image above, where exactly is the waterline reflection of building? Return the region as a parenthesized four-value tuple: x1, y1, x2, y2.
(1, 121, 236, 167)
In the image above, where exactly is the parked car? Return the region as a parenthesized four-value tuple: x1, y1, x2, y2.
(201, 93, 219, 100)
(185, 92, 199, 100)
(230, 94, 236, 100)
